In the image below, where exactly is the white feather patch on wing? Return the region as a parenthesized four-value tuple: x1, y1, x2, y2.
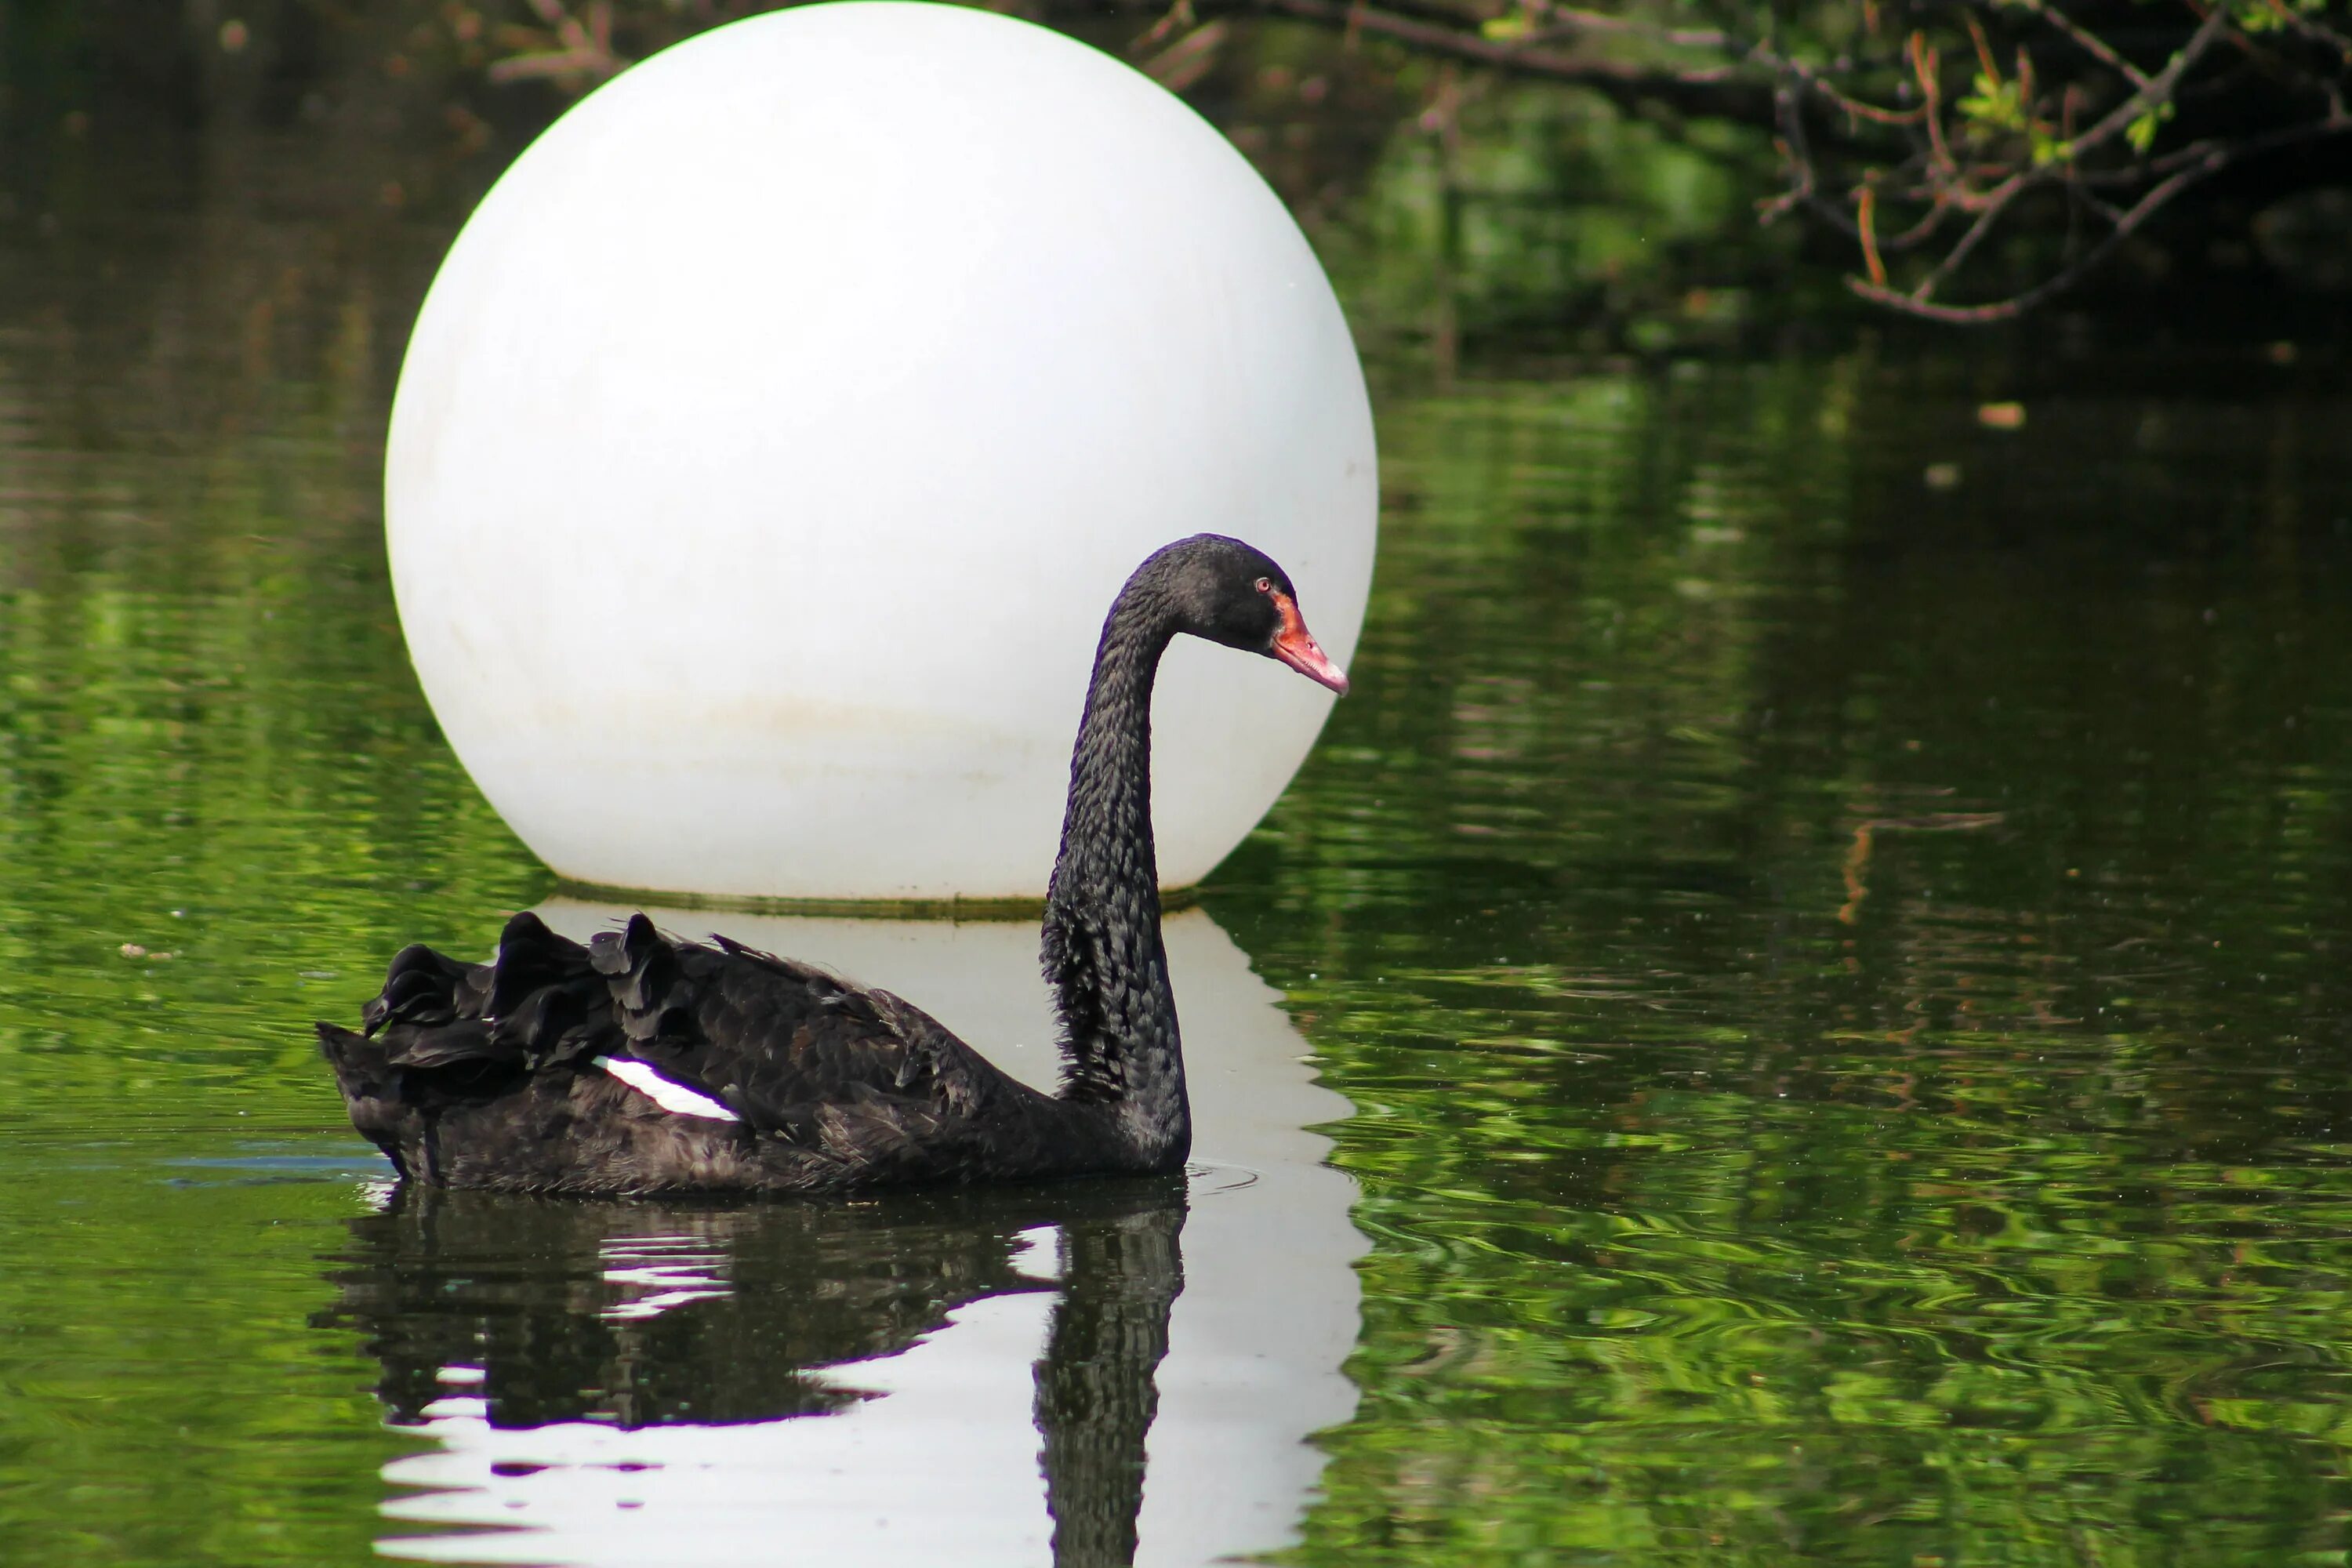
(598, 1055, 742, 1123)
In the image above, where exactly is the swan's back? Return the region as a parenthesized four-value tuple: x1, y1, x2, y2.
(318, 913, 1105, 1195)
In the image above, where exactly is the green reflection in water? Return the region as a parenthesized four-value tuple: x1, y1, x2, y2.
(0, 170, 546, 1563)
(1203, 361, 2352, 1563)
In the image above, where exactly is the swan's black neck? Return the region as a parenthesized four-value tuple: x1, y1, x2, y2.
(1042, 568, 1189, 1167)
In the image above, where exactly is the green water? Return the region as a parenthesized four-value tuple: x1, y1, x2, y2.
(8, 139, 2352, 1565)
(1231, 361, 2352, 1563)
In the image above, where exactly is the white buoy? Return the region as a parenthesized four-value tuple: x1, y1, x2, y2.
(386, 1, 1377, 901)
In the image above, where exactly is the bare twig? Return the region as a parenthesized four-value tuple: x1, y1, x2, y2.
(488, 0, 626, 84)
(1912, 32, 1957, 177)
(2015, 0, 2151, 89)
(1910, 172, 2027, 297)
(1200, 0, 1777, 119)
(1857, 184, 1887, 284)
(1523, 7, 1735, 52)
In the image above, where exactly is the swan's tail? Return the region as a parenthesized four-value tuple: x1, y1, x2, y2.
(315, 1021, 419, 1178)
(317, 912, 617, 1180)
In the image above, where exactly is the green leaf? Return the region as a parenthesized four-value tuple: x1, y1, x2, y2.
(1958, 75, 2028, 134)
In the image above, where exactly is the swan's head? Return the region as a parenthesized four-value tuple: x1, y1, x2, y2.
(1154, 533, 1349, 695)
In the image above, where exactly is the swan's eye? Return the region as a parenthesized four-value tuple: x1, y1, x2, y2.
(1254, 577, 1272, 593)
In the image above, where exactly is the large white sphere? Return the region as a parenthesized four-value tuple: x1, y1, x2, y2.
(387, 1, 1376, 900)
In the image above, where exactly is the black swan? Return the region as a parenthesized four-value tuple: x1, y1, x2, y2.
(318, 533, 1348, 1194)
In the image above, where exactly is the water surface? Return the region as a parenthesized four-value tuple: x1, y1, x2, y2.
(6, 129, 2352, 1566)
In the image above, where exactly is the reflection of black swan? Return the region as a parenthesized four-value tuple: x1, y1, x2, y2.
(318, 1180, 1186, 1563)
(318, 535, 1346, 1193)
(318, 1181, 1182, 1430)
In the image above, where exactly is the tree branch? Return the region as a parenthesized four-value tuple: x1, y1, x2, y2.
(1182, 0, 1780, 120)
(1847, 113, 2352, 322)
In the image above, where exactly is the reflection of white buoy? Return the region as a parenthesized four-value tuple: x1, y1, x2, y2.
(387, 2, 1376, 901)
(372, 900, 1363, 1568)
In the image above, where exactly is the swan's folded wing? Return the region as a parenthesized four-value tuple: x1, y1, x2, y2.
(587, 916, 1009, 1161)
(354, 913, 617, 1075)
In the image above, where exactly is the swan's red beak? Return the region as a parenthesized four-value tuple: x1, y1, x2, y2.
(1269, 590, 1349, 695)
